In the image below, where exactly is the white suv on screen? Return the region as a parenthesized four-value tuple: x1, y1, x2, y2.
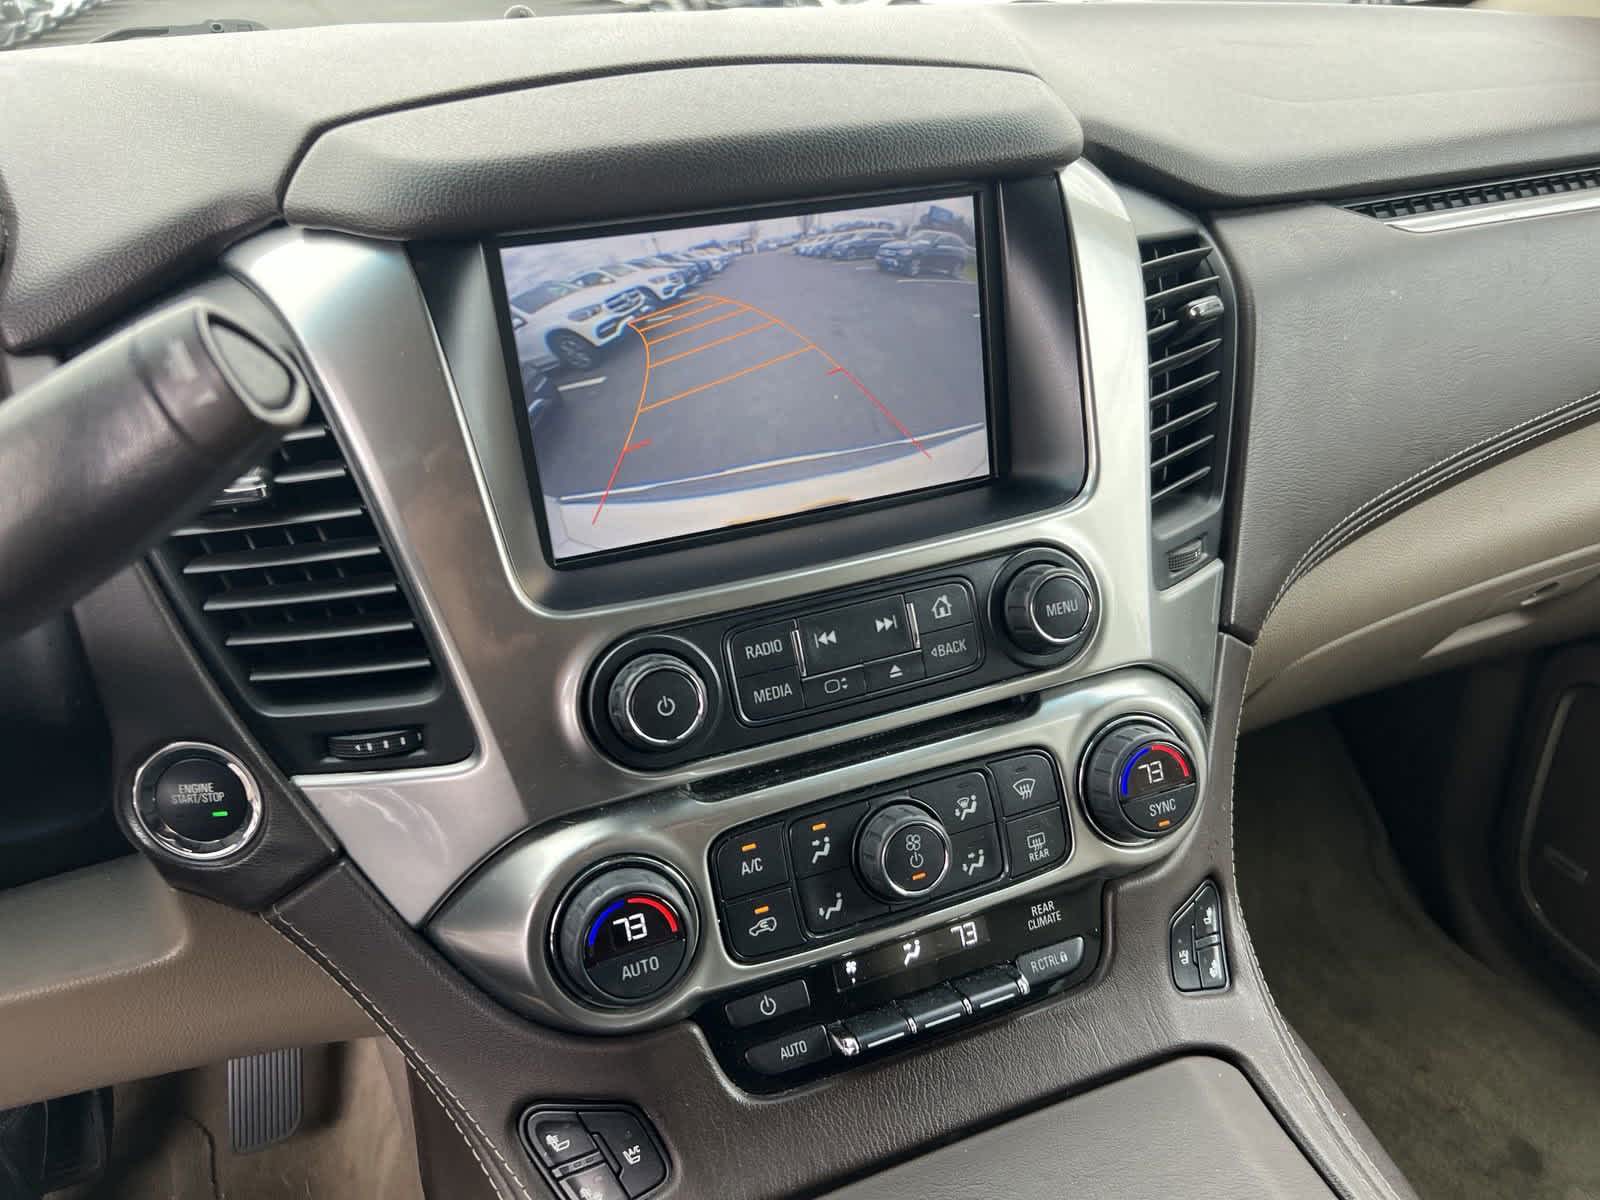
(570, 264, 686, 313)
(509, 279, 645, 372)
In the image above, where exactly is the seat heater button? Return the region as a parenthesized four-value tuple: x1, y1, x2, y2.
(580, 1110, 667, 1198)
(524, 1110, 598, 1169)
(558, 1163, 628, 1200)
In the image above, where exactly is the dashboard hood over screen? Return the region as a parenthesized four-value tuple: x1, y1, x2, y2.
(4, 4, 1600, 352)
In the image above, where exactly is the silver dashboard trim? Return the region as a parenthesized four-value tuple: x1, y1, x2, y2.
(431, 668, 1204, 1034)
(225, 158, 1222, 924)
(1386, 188, 1600, 234)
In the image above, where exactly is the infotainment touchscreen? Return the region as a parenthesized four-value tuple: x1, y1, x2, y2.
(495, 192, 993, 563)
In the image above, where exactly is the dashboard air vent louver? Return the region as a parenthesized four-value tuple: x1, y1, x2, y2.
(1141, 235, 1225, 512)
(1346, 166, 1600, 220)
(159, 403, 438, 707)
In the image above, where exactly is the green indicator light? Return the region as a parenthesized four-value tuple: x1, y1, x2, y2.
(211, 810, 230, 818)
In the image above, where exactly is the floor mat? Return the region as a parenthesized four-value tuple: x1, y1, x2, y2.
(1236, 715, 1600, 1200)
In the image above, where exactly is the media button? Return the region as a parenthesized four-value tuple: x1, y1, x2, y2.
(864, 651, 925, 692)
(728, 622, 797, 678)
(921, 623, 980, 676)
(905, 582, 973, 634)
(802, 667, 867, 708)
(797, 596, 913, 675)
(735, 666, 804, 722)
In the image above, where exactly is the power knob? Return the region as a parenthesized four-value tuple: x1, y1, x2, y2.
(1080, 721, 1199, 845)
(606, 653, 709, 751)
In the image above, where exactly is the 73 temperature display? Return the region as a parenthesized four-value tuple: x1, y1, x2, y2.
(834, 914, 992, 990)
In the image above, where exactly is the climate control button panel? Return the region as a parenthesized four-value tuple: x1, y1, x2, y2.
(710, 749, 1071, 963)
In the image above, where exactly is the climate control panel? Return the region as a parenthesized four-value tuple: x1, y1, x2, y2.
(710, 750, 1071, 963)
(585, 546, 1097, 768)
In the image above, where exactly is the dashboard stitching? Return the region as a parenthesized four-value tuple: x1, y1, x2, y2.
(266, 912, 532, 1200)
(1262, 388, 1600, 627)
(1296, 395, 1600, 583)
(1226, 645, 1410, 1200)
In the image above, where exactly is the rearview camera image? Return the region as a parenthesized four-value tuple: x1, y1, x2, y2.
(498, 194, 991, 562)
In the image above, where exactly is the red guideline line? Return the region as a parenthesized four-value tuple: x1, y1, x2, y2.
(827, 366, 931, 459)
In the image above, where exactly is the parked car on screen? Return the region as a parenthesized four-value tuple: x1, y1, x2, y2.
(875, 230, 971, 277)
(683, 247, 733, 273)
(623, 257, 698, 291)
(828, 230, 898, 260)
(508, 279, 644, 371)
(521, 360, 562, 437)
(569, 264, 685, 312)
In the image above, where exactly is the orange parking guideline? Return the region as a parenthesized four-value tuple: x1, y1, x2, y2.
(641, 346, 813, 414)
(644, 307, 745, 344)
(590, 321, 656, 524)
(635, 298, 729, 332)
(650, 319, 777, 367)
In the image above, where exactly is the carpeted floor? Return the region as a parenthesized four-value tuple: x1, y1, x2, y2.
(57, 1037, 423, 1200)
(1237, 715, 1600, 1200)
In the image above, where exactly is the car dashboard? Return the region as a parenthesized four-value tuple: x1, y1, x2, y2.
(4, 5, 1600, 1198)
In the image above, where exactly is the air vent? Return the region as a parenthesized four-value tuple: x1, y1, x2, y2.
(158, 404, 437, 707)
(1346, 166, 1600, 220)
(1142, 235, 1226, 512)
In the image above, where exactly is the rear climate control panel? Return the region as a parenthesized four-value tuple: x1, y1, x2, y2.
(586, 546, 1096, 768)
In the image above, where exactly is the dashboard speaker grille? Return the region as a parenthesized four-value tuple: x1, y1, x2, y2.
(1141, 234, 1226, 512)
(157, 403, 438, 706)
(1346, 166, 1600, 220)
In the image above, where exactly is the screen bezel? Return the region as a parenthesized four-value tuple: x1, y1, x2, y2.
(487, 185, 1005, 569)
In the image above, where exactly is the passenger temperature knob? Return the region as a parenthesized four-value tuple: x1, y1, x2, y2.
(1081, 721, 1198, 844)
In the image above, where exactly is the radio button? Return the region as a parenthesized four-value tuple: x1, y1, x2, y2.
(905, 582, 973, 634)
(864, 651, 925, 692)
(735, 666, 804, 722)
(729, 622, 797, 678)
(714, 824, 787, 899)
(802, 667, 867, 708)
(797, 868, 887, 935)
(788, 801, 868, 878)
(797, 597, 913, 675)
(921, 623, 980, 676)
(724, 889, 804, 958)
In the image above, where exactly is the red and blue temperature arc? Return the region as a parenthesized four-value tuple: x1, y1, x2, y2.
(1120, 743, 1191, 796)
(587, 895, 680, 947)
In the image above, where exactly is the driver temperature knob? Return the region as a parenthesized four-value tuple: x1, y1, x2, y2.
(554, 862, 698, 1008)
(856, 802, 951, 900)
(1081, 721, 1198, 844)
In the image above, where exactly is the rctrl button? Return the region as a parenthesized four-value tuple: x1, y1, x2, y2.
(524, 1111, 598, 1169)
(724, 889, 804, 958)
(921, 623, 980, 676)
(797, 868, 888, 934)
(724, 978, 811, 1029)
(714, 824, 787, 899)
(788, 801, 867, 878)
(580, 1110, 667, 1198)
(990, 752, 1062, 817)
(904, 582, 974, 634)
(729, 622, 797, 678)
(798, 596, 913, 675)
(1015, 936, 1086, 988)
(745, 1024, 832, 1075)
(736, 667, 804, 722)
(1004, 807, 1069, 876)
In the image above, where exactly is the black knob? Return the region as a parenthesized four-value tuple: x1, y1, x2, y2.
(1002, 563, 1093, 654)
(606, 653, 708, 751)
(856, 802, 950, 900)
(554, 863, 698, 1008)
(1081, 721, 1198, 844)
